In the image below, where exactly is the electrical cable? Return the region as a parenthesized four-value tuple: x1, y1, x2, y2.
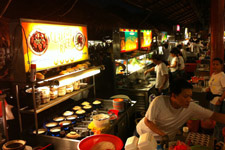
(0, 0, 12, 18)
(59, 0, 79, 17)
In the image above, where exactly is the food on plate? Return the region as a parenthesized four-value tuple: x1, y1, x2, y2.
(59, 70, 68, 75)
(36, 73, 45, 80)
(74, 32, 86, 51)
(66, 68, 74, 73)
(91, 141, 115, 150)
(66, 131, 80, 139)
(29, 30, 48, 55)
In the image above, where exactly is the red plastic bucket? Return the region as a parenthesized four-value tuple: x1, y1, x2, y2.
(77, 134, 123, 150)
(113, 98, 124, 112)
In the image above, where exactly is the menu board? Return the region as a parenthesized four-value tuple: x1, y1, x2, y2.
(21, 20, 89, 72)
(120, 28, 138, 53)
(140, 30, 152, 50)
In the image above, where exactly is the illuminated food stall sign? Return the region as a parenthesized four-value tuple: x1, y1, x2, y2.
(140, 30, 152, 50)
(120, 28, 138, 53)
(185, 28, 188, 39)
(176, 25, 180, 32)
(161, 32, 168, 42)
(21, 20, 88, 72)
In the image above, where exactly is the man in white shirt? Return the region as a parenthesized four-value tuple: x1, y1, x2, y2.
(136, 78, 225, 141)
(144, 54, 169, 95)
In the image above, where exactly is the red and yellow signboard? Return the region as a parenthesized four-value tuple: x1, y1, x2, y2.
(21, 20, 89, 72)
(120, 28, 138, 53)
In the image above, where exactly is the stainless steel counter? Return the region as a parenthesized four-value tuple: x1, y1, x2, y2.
(116, 80, 155, 110)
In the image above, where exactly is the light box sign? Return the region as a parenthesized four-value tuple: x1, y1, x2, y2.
(21, 20, 88, 72)
(120, 28, 138, 53)
(140, 30, 152, 50)
(161, 32, 168, 42)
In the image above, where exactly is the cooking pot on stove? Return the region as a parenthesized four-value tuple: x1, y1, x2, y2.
(49, 127, 61, 136)
(75, 109, 86, 121)
(45, 122, 58, 131)
(92, 114, 110, 128)
(82, 105, 92, 113)
(53, 116, 65, 122)
(92, 100, 102, 109)
(66, 115, 77, 124)
(33, 128, 47, 135)
(2, 140, 26, 150)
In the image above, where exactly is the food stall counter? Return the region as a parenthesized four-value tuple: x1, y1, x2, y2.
(116, 79, 155, 110)
(23, 99, 136, 150)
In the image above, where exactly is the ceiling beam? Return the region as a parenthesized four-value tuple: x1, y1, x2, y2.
(188, 0, 205, 26)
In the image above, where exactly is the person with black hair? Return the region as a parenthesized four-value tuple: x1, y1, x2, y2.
(205, 57, 225, 142)
(162, 43, 170, 65)
(168, 47, 179, 82)
(144, 54, 169, 95)
(136, 78, 225, 141)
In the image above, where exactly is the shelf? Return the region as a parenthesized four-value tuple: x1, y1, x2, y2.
(37, 65, 103, 83)
(20, 85, 94, 114)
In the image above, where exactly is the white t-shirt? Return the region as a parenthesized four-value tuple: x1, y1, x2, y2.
(209, 72, 225, 96)
(178, 56, 185, 70)
(154, 62, 169, 89)
(136, 96, 213, 140)
(180, 49, 187, 62)
(170, 57, 178, 72)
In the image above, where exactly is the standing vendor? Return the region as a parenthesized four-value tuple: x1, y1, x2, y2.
(144, 54, 169, 95)
(136, 78, 225, 140)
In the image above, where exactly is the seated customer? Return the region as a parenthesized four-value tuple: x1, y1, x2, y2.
(136, 78, 225, 140)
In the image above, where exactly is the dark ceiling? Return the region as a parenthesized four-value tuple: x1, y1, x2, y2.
(0, 0, 211, 40)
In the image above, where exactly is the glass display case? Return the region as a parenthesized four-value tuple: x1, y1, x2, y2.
(114, 52, 154, 90)
(115, 52, 153, 75)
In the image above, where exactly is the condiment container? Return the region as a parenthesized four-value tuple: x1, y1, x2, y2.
(50, 86, 58, 99)
(125, 136, 139, 150)
(25, 88, 41, 108)
(113, 98, 124, 112)
(73, 80, 80, 90)
(92, 114, 110, 128)
(66, 83, 73, 93)
(38, 86, 50, 104)
(58, 86, 66, 96)
(138, 132, 157, 150)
